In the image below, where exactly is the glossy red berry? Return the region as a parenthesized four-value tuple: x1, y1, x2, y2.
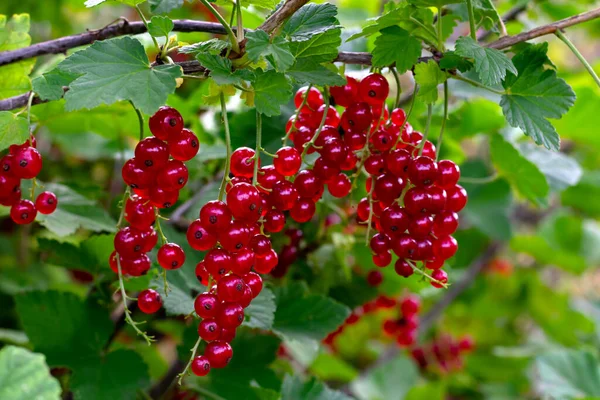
(198, 319, 221, 342)
(446, 185, 468, 212)
(257, 165, 284, 192)
(204, 248, 232, 280)
(0, 184, 21, 207)
(187, 220, 217, 251)
(219, 328, 236, 342)
(344, 130, 367, 151)
(433, 211, 459, 237)
(135, 137, 169, 169)
(138, 289, 162, 314)
(191, 356, 211, 376)
(408, 215, 434, 239)
(249, 234, 271, 256)
(227, 183, 261, 223)
(313, 157, 340, 183)
(35, 191, 58, 215)
(156, 160, 188, 190)
(140, 227, 158, 252)
(403, 188, 432, 215)
(328, 173, 351, 198)
(320, 138, 347, 164)
(373, 251, 392, 267)
(433, 235, 458, 260)
(124, 195, 154, 229)
(199, 200, 231, 234)
(295, 86, 324, 113)
(13, 147, 42, 179)
(425, 257, 444, 270)
(10, 199, 37, 225)
(217, 274, 247, 303)
(218, 220, 250, 252)
(149, 106, 183, 140)
(254, 249, 278, 274)
(341, 102, 373, 133)
(391, 108, 407, 126)
(370, 233, 391, 254)
(437, 160, 460, 189)
(114, 227, 145, 259)
(239, 285, 253, 308)
(330, 76, 359, 107)
(149, 185, 179, 208)
(194, 292, 219, 319)
(374, 173, 404, 206)
(408, 156, 438, 187)
(243, 272, 263, 298)
(216, 302, 244, 329)
(204, 340, 233, 369)
(122, 254, 152, 276)
(401, 296, 421, 316)
(157, 243, 185, 270)
(230, 147, 257, 178)
(294, 170, 323, 199)
(274, 146, 301, 176)
(431, 269, 448, 288)
(264, 210, 286, 233)
(367, 270, 383, 286)
(195, 261, 210, 285)
(364, 154, 386, 175)
(391, 234, 417, 259)
(290, 198, 316, 223)
(359, 73, 389, 105)
(169, 128, 199, 161)
(427, 186, 447, 214)
(380, 205, 410, 237)
(386, 149, 412, 177)
(394, 259, 414, 277)
(270, 180, 298, 211)
(122, 158, 155, 189)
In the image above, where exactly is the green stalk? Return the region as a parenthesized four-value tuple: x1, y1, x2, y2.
(129, 101, 144, 141)
(177, 336, 202, 385)
(301, 88, 329, 159)
(253, 111, 262, 185)
(390, 67, 402, 109)
(218, 93, 233, 201)
(452, 74, 505, 95)
(198, 0, 240, 54)
(236, 0, 244, 42)
(392, 84, 419, 148)
(555, 29, 600, 89)
(418, 104, 433, 156)
(466, 0, 477, 40)
(437, 7, 444, 51)
(135, 5, 161, 55)
(435, 81, 449, 161)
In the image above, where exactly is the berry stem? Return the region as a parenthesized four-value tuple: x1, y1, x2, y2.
(134, 4, 161, 56)
(235, 0, 244, 43)
(26, 91, 35, 126)
(390, 67, 402, 109)
(555, 29, 600, 89)
(197, 0, 240, 54)
(116, 187, 131, 228)
(154, 208, 171, 294)
(452, 74, 505, 95)
(409, 17, 439, 48)
(301, 88, 329, 159)
(364, 182, 376, 246)
(437, 7, 445, 51)
(129, 101, 144, 141)
(406, 260, 449, 289)
(392, 84, 419, 148)
(218, 92, 233, 201)
(465, 0, 478, 40)
(29, 178, 38, 201)
(459, 172, 499, 184)
(435, 81, 449, 161)
(283, 84, 312, 145)
(177, 336, 202, 385)
(418, 104, 433, 157)
(253, 111, 262, 185)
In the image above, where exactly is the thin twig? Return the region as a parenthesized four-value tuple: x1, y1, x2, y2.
(555, 29, 600, 89)
(478, 4, 527, 41)
(258, 0, 310, 34)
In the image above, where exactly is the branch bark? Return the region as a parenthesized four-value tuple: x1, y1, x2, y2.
(258, 0, 311, 34)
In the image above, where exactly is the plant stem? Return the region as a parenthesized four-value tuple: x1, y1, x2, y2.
(406, 260, 449, 289)
(452, 74, 505, 95)
(409, 17, 439, 48)
(26, 91, 35, 126)
(459, 172, 499, 184)
(393, 84, 419, 148)
(154, 208, 170, 294)
(436, 81, 449, 161)
(129, 101, 144, 141)
(466, 0, 477, 40)
(218, 93, 232, 201)
(253, 111, 262, 185)
(283, 84, 312, 145)
(418, 104, 433, 156)
(177, 336, 202, 385)
(555, 29, 600, 89)
(437, 7, 444, 51)
(198, 0, 240, 54)
(390, 67, 402, 109)
(135, 4, 161, 55)
(301, 88, 329, 159)
(236, 0, 244, 42)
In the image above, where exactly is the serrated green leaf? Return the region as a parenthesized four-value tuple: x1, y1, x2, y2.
(455, 36, 517, 86)
(372, 26, 421, 73)
(489, 134, 549, 206)
(439, 51, 474, 72)
(148, 15, 174, 38)
(535, 350, 600, 399)
(57, 36, 182, 115)
(148, 0, 183, 14)
(32, 69, 77, 101)
(0, 346, 61, 400)
(282, 375, 353, 400)
(70, 350, 150, 400)
(287, 59, 346, 86)
(85, 0, 145, 7)
(289, 28, 341, 64)
(39, 234, 114, 274)
(243, 287, 275, 330)
(253, 70, 292, 117)
(472, 0, 504, 31)
(0, 14, 33, 100)
(282, 3, 340, 42)
(0, 111, 29, 152)
(196, 53, 254, 86)
(414, 60, 446, 103)
(500, 43, 576, 151)
(15, 290, 113, 366)
(348, 6, 410, 41)
(352, 356, 419, 400)
(440, 13, 460, 42)
(518, 142, 582, 191)
(246, 30, 294, 72)
(179, 38, 231, 56)
(34, 182, 116, 237)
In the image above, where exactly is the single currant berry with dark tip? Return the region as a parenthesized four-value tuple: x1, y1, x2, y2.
(445, 185, 468, 212)
(391, 108, 407, 126)
(330, 76, 359, 107)
(328, 173, 352, 198)
(243, 271, 263, 298)
(295, 86, 324, 113)
(140, 227, 158, 252)
(437, 160, 460, 189)
(408, 215, 434, 239)
(427, 186, 447, 214)
(195, 261, 209, 285)
(217, 274, 247, 303)
(149, 106, 184, 141)
(365, 154, 386, 176)
(373, 251, 392, 267)
(294, 170, 323, 199)
(414, 238, 434, 261)
(169, 128, 199, 161)
(216, 302, 244, 329)
(219, 328, 236, 342)
(199, 200, 232, 234)
(0, 185, 21, 207)
(204, 340, 233, 369)
(319, 138, 348, 165)
(186, 220, 217, 251)
(314, 125, 340, 149)
(13, 147, 42, 179)
(374, 173, 404, 206)
(124, 195, 154, 229)
(204, 248, 232, 280)
(433, 235, 458, 260)
(239, 285, 253, 308)
(313, 156, 340, 183)
(191, 356, 211, 377)
(367, 270, 383, 286)
(149, 185, 179, 209)
(121, 254, 152, 277)
(230, 147, 258, 178)
(431, 269, 448, 288)
(344, 129, 367, 151)
(226, 182, 262, 223)
(157, 243, 186, 270)
(156, 160, 188, 190)
(433, 211, 459, 237)
(370, 129, 394, 152)
(198, 319, 222, 342)
(249, 234, 271, 256)
(218, 220, 250, 252)
(257, 165, 284, 193)
(380, 205, 410, 238)
(290, 198, 316, 223)
(403, 188, 432, 215)
(391, 234, 417, 259)
(254, 249, 278, 274)
(370, 233, 391, 254)
(138, 289, 162, 314)
(10, 199, 37, 225)
(358, 73, 390, 105)
(394, 259, 414, 277)
(385, 149, 412, 177)
(230, 248, 255, 276)
(135, 137, 169, 170)
(356, 198, 371, 222)
(114, 226, 145, 259)
(274, 146, 301, 176)
(264, 210, 286, 233)
(341, 102, 373, 133)
(270, 180, 298, 211)
(408, 156, 438, 187)
(122, 158, 155, 189)
(194, 292, 220, 319)
(34, 191, 58, 215)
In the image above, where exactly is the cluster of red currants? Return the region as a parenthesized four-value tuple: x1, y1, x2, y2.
(0, 136, 58, 224)
(382, 294, 421, 347)
(410, 334, 474, 373)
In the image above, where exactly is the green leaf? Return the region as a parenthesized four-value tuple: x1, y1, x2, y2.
(455, 36, 517, 86)
(0, 14, 33, 100)
(289, 28, 342, 64)
(0, 328, 28, 345)
(282, 375, 353, 400)
(246, 30, 295, 72)
(562, 172, 600, 218)
(39, 234, 114, 274)
(85, 0, 145, 7)
(0, 346, 61, 400)
(196, 53, 254, 86)
(309, 352, 359, 383)
(179, 39, 231, 56)
(57, 36, 182, 115)
(535, 350, 600, 399)
(518, 142, 582, 191)
(352, 356, 419, 400)
(489, 134, 549, 206)
(35, 182, 117, 237)
(408, 0, 462, 7)
(147, 15, 174, 38)
(511, 234, 586, 273)
(244, 287, 276, 330)
(148, 0, 183, 14)
(413, 60, 446, 103)
(287, 59, 346, 86)
(152, 268, 201, 316)
(372, 26, 421, 73)
(252, 70, 292, 117)
(282, 3, 340, 42)
(32, 69, 77, 101)
(0, 111, 29, 152)
(500, 43, 576, 151)
(406, 383, 445, 400)
(439, 51, 474, 72)
(471, 0, 504, 31)
(70, 350, 150, 400)
(14, 290, 113, 366)
(272, 282, 350, 342)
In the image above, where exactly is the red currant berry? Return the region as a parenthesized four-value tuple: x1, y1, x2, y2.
(433, 211, 459, 237)
(427, 186, 447, 214)
(270, 180, 298, 211)
(367, 270, 383, 286)
(12, 147, 42, 179)
(264, 210, 286, 233)
(124, 195, 154, 229)
(138, 289, 162, 314)
(114, 226, 145, 259)
(187, 219, 217, 251)
(431, 269, 448, 288)
(135, 137, 169, 170)
(239, 285, 253, 308)
(391, 108, 407, 126)
(249, 234, 271, 256)
(414, 238, 434, 261)
(330, 76, 359, 107)
(199, 200, 231, 234)
(356, 198, 371, 222)
(204, 340, 233, 369)
(290, 198, 316, 223)
(400, 295, 420, 316)
(374, 173, 405, 206)
(217, 274, 247, 303)
(149, 185, 179, 208)
(274, 146, 301, 176)
(408, 215, 434, 239)
(169, 128, 199, 161)
(341, 102, 373, 132)
(370, 129, 394, 152)
(0, 155, 16, 177)
(380, 205, 410, 237)
(230, 147, 257, 178)
(204, 248, 232, 280)
(408, 156, 438, 187)
(10, 199, 37, 224)
(0, 186, 21, 207)
(365, 154, 386, 175)
(436, 160, 460, 188)
(194, 292, 219, 319)
(295, 86, 324, 113)
(445, 185, 468, 212)
(219, 328, 236, 343)
(157, 243, 185, 270)
(198, 319, 222, 342)
(385, 149, 412, 177)
(254, 249, 279, 274)
(391, 234, 418, 259)
(35, 191, 58, 215)
(227, 183, 261, 223)
(122, 158, 155, 189)
(156, 160, 188, 190)
(424, 257, 444, 270)
(433, 235, 458, 260)
(396, 330, 416, 347)
(140, 227, 158, 252)
(294, 170, 323, 199)
(341, 151, 359, 171)
(319, 138, 347, 164)
(195, 261, 210, 285)
(243, 272, 263, 298)
(122, 254, 152, 276)
(313, 157, 340, 183)
(216, 302, 244, 329)
(191, 356, 211, 376)
(218, 220, 250, 252)
(403, 188, 432, 215)
(394, 259, 414, 277)
(359, 73, 389, 105)
(344, 129, 367, 151)
(370, 233, 391, 254)
(292, 126, 313, 153)
(257, 165, 284, 192)
(328, 173, 351, 198)
(230, 248, 255, 276)
(149, 106, 183, 140)
(373, 251, 392, 267)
